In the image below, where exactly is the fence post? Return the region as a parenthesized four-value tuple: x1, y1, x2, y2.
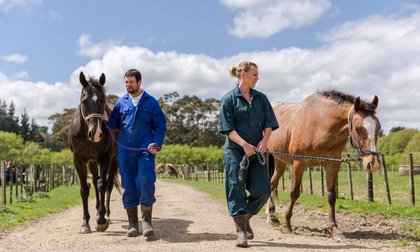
(320, 167, 324, 196)
(366, 172, 374, 202)
(1, 160, 6, 205)
(308, 167, 313, 195)
(409, 154, 415, 206)
(207, 164, 210, 182)
(347, 154, 354, 200)
(8, 162, 13, 205)
(381, 154, 392, 205)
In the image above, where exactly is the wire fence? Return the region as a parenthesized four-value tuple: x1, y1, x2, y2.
(161, 153, 419, 206)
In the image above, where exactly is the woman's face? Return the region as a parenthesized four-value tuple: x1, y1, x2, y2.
(242, 66, 259, 88)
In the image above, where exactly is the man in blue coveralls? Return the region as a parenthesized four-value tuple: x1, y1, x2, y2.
(108, 68, 166, 237)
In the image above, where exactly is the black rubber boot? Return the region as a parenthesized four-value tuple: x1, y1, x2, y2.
(245, 213, 254, 240)
(126, 207, 139, 237)
(141, 204, 154, 237)
(233, 215, 248, 248)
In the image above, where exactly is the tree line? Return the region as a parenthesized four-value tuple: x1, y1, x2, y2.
(0, 93, 418, 168)
(0, 100, 45, 144)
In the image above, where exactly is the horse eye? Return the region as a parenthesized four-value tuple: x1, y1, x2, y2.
(355, 127, 362, 134)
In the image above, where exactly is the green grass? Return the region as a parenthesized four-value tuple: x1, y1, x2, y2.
(0, 185, 84, 230)
(160, 177, 420, 240)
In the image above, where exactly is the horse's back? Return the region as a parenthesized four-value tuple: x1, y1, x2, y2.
(268, 93, 346, 159)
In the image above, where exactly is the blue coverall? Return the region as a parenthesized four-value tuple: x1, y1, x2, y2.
(108, 91, 166, 209)
(219, 85, 279, 216)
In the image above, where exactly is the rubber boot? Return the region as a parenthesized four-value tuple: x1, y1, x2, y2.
(141, 204, 154, 237)
(126, 207, 139, 237)
(245, 213, 254, 240)
(233, 215, 248, 248)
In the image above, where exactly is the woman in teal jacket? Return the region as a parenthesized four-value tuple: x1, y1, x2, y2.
(219, 61, 278, 247)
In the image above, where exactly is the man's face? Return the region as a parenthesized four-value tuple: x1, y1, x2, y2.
(125, 76, 141, 95)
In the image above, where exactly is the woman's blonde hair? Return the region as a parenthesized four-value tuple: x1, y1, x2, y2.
(229, 61, 258, 78)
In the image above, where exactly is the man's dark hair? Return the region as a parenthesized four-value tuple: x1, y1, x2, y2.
(124, 69, 142, 82)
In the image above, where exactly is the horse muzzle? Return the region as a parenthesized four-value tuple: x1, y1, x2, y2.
(363, 154, 380, 173)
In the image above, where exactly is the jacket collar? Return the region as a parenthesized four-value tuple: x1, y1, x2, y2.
(233, 85, 258, 98)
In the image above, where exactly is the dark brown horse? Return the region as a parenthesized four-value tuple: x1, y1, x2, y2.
(68, 72, 119, 234)
(266, 90, 381, 238)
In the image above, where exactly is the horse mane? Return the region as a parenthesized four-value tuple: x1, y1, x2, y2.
(318, 89, 376, 115)
(87, 76, 106, 94)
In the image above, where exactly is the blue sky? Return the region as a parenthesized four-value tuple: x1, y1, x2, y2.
(0, 0, 419, 133)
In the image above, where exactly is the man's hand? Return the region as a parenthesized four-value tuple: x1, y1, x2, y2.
(148, 143, 160, 154)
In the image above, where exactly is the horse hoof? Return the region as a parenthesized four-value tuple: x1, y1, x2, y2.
(80, 225, 91, 234)
(266, 215, 280, 227)
(96, 222, 109, 232)
(331, 227, 345, 240)
(280, 225, 293, 234)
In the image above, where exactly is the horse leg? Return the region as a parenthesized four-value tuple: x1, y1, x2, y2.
(105, 154, 118, 223)
(283, 161, 305, 234)
(74, 158, 91, 234)
(325, 164, 345, 239)
(87, 161, 100, 217)
(266, 158, 286, 227)
(95, 155, 110, 232)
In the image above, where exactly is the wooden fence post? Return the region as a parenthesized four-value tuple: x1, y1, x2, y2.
(308, 167, 313, 195)
(320, 167, 324, 196)
(347, 154, 354, 200)
(1, 160, 6, 205)
(409, 154, 415, 206)
(8, 162, 13, 204)
(381, 154, 392, 205)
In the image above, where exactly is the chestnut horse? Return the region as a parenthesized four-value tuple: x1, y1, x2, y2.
(68, 72, 120, 234)
(266, 90, 381, 238)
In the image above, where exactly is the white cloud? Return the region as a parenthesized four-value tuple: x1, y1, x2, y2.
(1, 10, 420, 133)
(220, 0, 332, 38)
(77, 34, 122, 58)
(2, 54, 28, 64)
(0, 72, 78, 127)
(0, 0, 41, 12)
(10, 70, 29, 80)
(48, 10, 63, 21)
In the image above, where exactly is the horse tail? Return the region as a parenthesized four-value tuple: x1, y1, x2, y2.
(113, 172, 123, 195)
(267, 153, 280, 199)
(268, 153, 275, 178)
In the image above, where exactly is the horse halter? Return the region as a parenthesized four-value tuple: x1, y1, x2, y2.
(80, 103, 104, 122)
(347, 105, 379, 157)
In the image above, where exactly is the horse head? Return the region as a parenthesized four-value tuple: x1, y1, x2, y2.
(79, 71, 106, 143)
(349, 95, 381, 172)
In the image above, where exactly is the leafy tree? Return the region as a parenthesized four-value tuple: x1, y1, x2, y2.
(7, 101, 19, 134)
(390, 126, 405, 133)
(20, 108, 30, 142)
(19, 142, 52, 164)
(0, 131, 24, 161)
(160, 93, 224, 147)
(51, 149, 73, 166)
(405, 131, 420, 153)
(47, 108, 76, 151)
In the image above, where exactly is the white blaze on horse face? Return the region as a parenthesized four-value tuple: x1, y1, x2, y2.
(362, 116, 380, 171)
(92, 93, 98, 102)
(93, 118, 103, 142)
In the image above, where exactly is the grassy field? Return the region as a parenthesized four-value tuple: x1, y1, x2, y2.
(160, 177, 420, 240)
(184, 167, 420, 206)
(0, 185, 84, 230)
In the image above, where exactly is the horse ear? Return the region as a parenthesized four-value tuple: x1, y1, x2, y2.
(371, 95, 378, 110)
(354, 97, 362, 112)
(79, 72, 88, 87)
(99, 73, 106, 86)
